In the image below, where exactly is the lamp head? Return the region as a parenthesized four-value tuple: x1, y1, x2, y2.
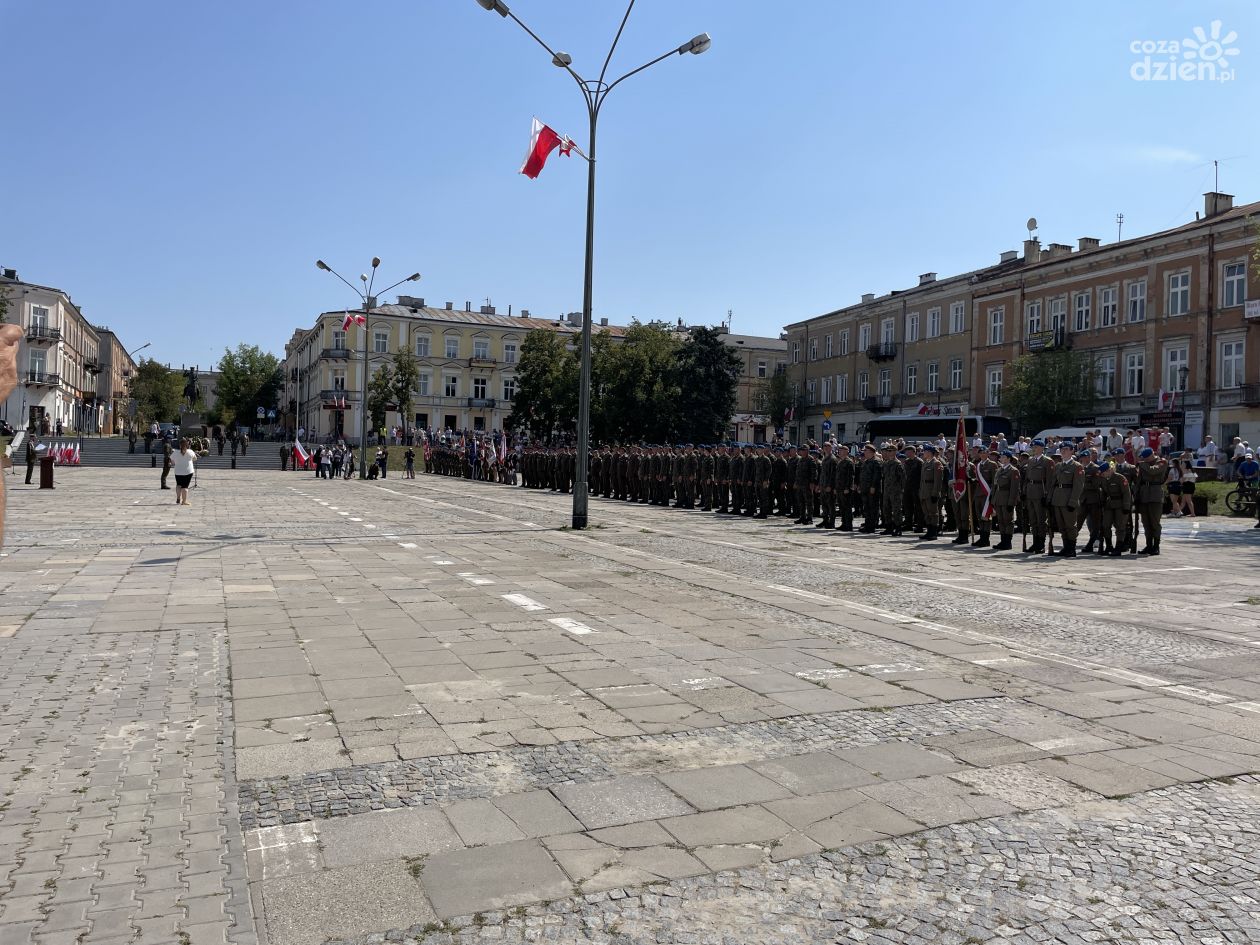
(316, 260, 330, 271)
(552, 51, 572, 67)
(408, 273, 422, 282)
(681, 32, 711, 55)
(475, 0, 509, 16)
(360, 274, 368, 283)
(371, 257, 381, 269)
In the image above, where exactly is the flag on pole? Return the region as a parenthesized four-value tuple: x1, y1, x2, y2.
(342, 312, 367, 331)
(1167, 388, 1178, 411)
(916, 403, 928, 416)
(974, 458, 993, 519)
(520, 118, 577, 179)
(952, 416, 968, 500)
(293, 437, 310, 470)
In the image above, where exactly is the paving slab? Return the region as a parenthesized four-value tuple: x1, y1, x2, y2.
(317, 808, 462, 868)
(657, 764, 793, 811)
(418, 839, 573, 919)
(551, 776, 695, 830)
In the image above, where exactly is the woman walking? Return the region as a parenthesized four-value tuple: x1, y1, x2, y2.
(1176, 457, 1198, 517)
(173, 437, 208, 506)
(1165, 458, 1182, 517)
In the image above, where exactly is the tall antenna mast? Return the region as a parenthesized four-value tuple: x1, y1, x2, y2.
(1214, 159, 1219, 192)
(727, 308, 733, 332)
(1116, 212, 1124, 242)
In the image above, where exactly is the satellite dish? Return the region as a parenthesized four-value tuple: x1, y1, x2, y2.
(1026, 217, 1038, 234)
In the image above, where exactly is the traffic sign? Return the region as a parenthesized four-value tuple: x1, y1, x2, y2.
(821, 420, 832, 432)
(256, 407, 266, 418)
(267, 409, 276, 419)
(822, 409, 832, 420)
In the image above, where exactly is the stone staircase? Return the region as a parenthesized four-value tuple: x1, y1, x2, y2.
(74, 436, 288, 471)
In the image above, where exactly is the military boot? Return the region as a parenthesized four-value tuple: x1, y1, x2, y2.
(1082, 536, 1096, 553)
(951, 530, 970, 545)
(972, 530, 991, 549)
(918, 527, 938, 541)
(994, 536, 1012, 551)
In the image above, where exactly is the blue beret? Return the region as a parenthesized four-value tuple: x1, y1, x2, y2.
(1001, 450, 1014, 457)
(922, 445, 937, 454)
(1096, 460, 1110, 470)
(1140, 447, 1154, 458)
(1032, 438, 1045, 446)
(1110, 447, 1125, 456)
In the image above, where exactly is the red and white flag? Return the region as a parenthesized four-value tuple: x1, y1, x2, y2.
(952, 416, 968, 500)
(342, 312, 367, 331)
(975, 459, 993, 519)
(916, 403, 928, 416)
(520, 118, 578, 179)
(293, 437, 310, 470)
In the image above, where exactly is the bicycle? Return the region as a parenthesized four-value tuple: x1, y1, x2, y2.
(1225, 480, 1257, 516)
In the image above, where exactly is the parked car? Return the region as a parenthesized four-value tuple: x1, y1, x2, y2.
(0, 419, 16, 438)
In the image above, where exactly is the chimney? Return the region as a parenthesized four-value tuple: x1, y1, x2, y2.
(479, 305, 496, 315)
(520, 309, 530, 317)
(1023, 238, 1041, 264)
(465, 301, 472, 312)
(1204, 192, 1234, 217)
(1045, 243, 1073, 260)
(918, 272, 937, 286)
(1078, 237, 1100, 252)
(1, 268, 16, 280)
(1000, 250, 1018, 263)
(599, 317, 608, 326)
(861, 293, 875, 303)
(445, 301, 454, 310)
(397, 295, 424, 308)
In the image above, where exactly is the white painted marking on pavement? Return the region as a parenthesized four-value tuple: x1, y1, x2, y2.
(503, 593, 547, 612)
(349, 517, 361, 521)
(398, 543, 418, 549)
(457, 572, 495, 586)
(549, 616, 595, 635)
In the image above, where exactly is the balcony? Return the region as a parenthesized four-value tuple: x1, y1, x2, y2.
(866, 342, 898, 361)
(321, 347, 352, 360)
(467, 397, 497, 409)
(26, 371, 60, 387)
(862, 395, 895, 412)
(1240, 383, 1260, 406)
(84, 358, 102, 374)
(468, 356, 496, 368)
(26, 325, 61, 344)
(320, 389, 360, 402)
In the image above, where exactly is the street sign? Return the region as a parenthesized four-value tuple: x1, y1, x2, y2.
(822, 409, 832, 420)
(821, 420, 832, 432)
(256, 407, 266, 418)
(267, 409, 276, 419)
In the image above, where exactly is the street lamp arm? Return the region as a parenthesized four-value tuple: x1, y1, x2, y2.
(501, 8, 592, 100)
(603, 45, 687, 98)
(375, 273, 423, 300)
(596, 0, 637, 90)
(319, 262, 367, 303)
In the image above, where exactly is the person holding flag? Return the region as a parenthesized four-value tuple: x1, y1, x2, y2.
(949, 417, 971, 545)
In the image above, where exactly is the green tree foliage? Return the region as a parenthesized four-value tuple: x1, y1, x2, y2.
(507, 330, 578, 437)
(215, 344, 282, 426)
(128, 359, 184, 425)
(389, 351, 419, 434)
(367, 363, 394, 433)
(1000, 350, 1099, 434)
(0, 287, 10, 324)
(591, 321, 680, 443)
(672, 326, 742, 444)
(762, 369, 793, 429)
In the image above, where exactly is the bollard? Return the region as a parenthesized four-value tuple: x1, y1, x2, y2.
(39, 456, 55, 489)
(231, 457, 236, 470)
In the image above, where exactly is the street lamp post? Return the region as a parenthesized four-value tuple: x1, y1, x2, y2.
(315, 259, 421, 478)
(472, 0, 709, 528)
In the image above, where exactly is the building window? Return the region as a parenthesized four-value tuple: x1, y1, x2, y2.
(1127, 280, 1146, 323)
(821, 376, 832, 404)
(1095, 355, 1115, 397)
(927, 307, 941, 339)
(839, 329, 850, 355)
(755, 390, 768, 411)
(836, 373, 848, 402)
(775, 361, 786, 376)
(809, 338, 818, 361)
(474, 339, 490, 360)
(905, 364, 918, 395)
(29, 305, 49, 329)
(1073, 291, 1091, 332)
(373, 330, 389, 354)
(988, 306, 1004, 345)
(756, 359, 767, 378)
(333, 329, 347, 350)
(880, 318, 895, 344)
(1223, 262, 1247, 308)
(444, 375, 458, 398)
(414, 335, 430, 357)
(905, 312, 919, 343)
(986, 366, 1002, 407)
(331, 368, 346, 390)
(1049, 296, 1066, 332)
(949, 358, 963, 391)
(417, 373, 430, 396)
(807, 379, 816, 405)
(1100, 286, 1119, 327)
(502, 378, 516, 401)
(1026, 300, 1042, 335)
(1124, 351, 1144, 396)
(927, 361, 939, 393)
(824, 334, 833, 358)
(878, 368, 891, 396)
(1220, 340, 1245, 389)
(949, 301, 965, 334)
(792, 341, 800, 363)
(858, 324, 871, 350)
(1163, 346, 1188, 392)
(29, 350, 46, 374)
(1167, 271, 1191, 317)
(473, 377, 487, 399)
(503, 343, 517, 364)
(857, 371, 869, 399)
(445, 337, 460, 359)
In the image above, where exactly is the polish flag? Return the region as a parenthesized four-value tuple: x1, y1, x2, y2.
(974, 459, 993, 519)
(293, 437, 310, 470)
(916, 403, 928, 416)
(342, 312, 367, 331)
(952, 416, 968, 500)
(520, 118, 576, 179)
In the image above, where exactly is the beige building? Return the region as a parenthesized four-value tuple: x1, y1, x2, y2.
(284, 298, 626, 442)
(1, 267, 103, 434)
(786, 192, 1258, 446)
(720, 330, 787, 443)
(93, 328, 138, 434)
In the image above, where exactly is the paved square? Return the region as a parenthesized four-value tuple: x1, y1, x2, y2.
(2, 467, 1259, 944)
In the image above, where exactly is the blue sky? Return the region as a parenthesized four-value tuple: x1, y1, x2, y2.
(3, 1, 1256, 368)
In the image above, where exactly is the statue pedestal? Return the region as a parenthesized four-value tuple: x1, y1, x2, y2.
(180, 412, 205, 435)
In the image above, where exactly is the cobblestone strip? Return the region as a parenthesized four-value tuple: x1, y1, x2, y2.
(329, 775, 1260, 945)
(238, 697, 1076, 829)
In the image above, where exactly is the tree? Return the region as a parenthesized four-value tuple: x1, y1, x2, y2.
(673, 327, 742, 444)
(762, 370, 793, 431)
(128, 359, 184, 426)
(0, 286, 10, 324)
(389, 351, 419, 436)
(215, 344, 282, 427)
(999, 350, 1099, 435)
(508, 330, 579, 438)
(591, 322, 681, 443)
(366, 363, 394, 434)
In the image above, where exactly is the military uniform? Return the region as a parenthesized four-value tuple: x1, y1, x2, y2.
(880, 449, 906, 536)
(971, 451, 998, 548)
(795, 449, 819, 524)
(1022, 447, 1054, 553)
(858, 447, 882, 533)
(1135, 453, 1169, 555)
(1049, 450, 1086, 557)
(990, 456, 1021, 550)
(835, 449, 857, 531)
(817, 447, 837, 529)
(1078, 460, 1105, 552)
(754, 448, 772, 519)
(902, 451, 923, 532)
(1100, 466, 1133, 555)
(918, 450, 946, 540)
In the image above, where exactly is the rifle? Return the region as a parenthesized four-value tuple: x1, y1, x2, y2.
(1021, 500, 1028, 552)
(1130, 506, 1139, 554)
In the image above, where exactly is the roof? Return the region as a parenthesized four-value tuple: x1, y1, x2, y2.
(720, 332, 788, 351)
(321, 304, 630, 337)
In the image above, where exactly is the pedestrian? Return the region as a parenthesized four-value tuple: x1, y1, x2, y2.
(24, 427, 39, 485)
(320, 446, 332, 481)
(240, 432, 249, 455)
(378, 445, 389, 479)
(404, 445, 416, 479)
(171, 437, 207, 506)
(128, 427, 137, 454)
(280, 442, 289, 471)
(0, 323, 22, 547)
(161, 440, 174, 490)
(1175, 458, 1197, 517)
(1135, 448, 1169, 555)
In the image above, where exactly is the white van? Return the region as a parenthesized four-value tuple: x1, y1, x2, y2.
(1033, 427, 1096, 443)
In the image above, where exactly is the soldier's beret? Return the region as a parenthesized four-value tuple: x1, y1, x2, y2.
(1058, 442, 1075, 451)
(1139, 447, 1154, 458)
(922, 445, 937, 453)
(1096, 460, 1111, 470)
(863, 443, 876, 451)
(1032, 438, 1046, 446)
(1110, 447, 1125, 456)
(1001, 449, 1014, 457)
(1076, 450, 1091, 460)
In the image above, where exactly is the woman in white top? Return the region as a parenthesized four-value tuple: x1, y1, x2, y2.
(1176, 458, 1198, 517)
(172, 437, 208, 506)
